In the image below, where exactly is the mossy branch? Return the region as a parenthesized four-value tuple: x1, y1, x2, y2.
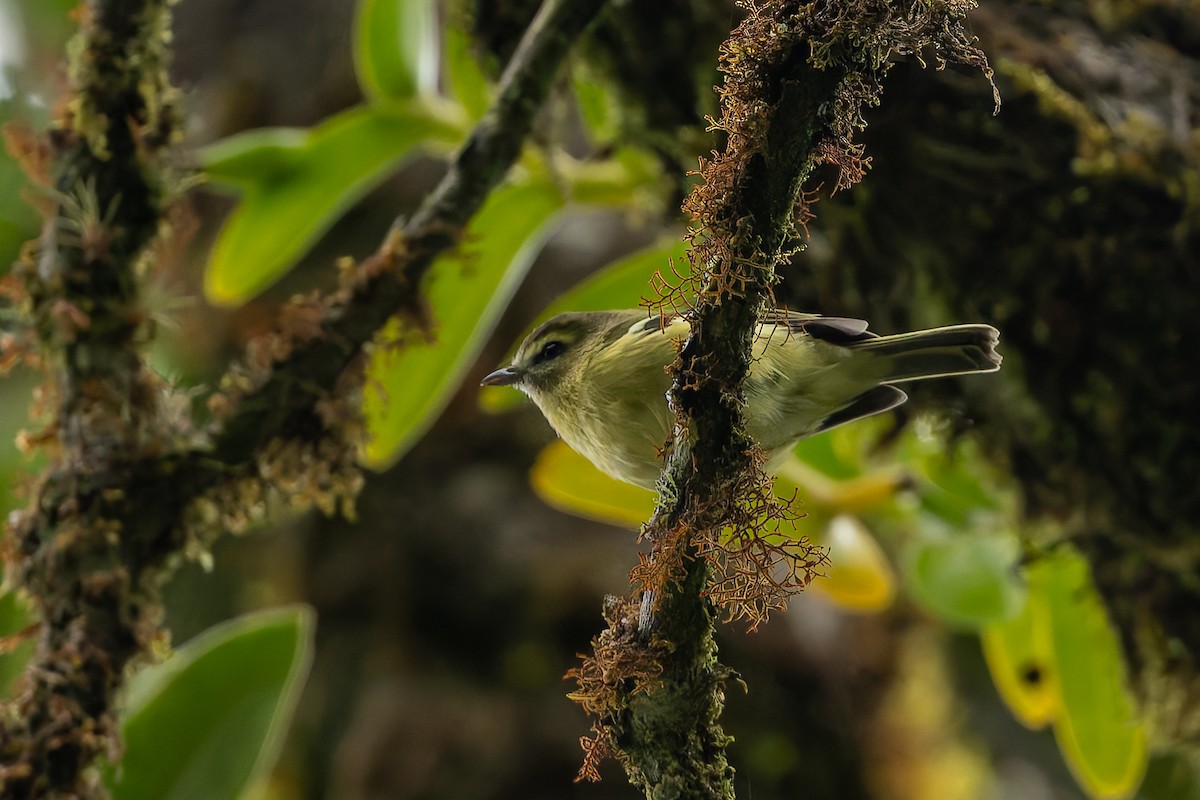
(569, 2, 995, 795)
(0, 0, 610, 796)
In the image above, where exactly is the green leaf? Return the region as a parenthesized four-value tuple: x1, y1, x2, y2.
(810, 514, 896, 612)
(362, 178, 564, 467)
(790, 429, 863, 481)
(479, 235, 689, 412)
(565, 148, 665, 207)
(110, 606, 314, 800)
(1041, 550, 1147, 800)
(200, 128, 308, 187)
(202, 103, 461, 304)
(981, 590, 1058, 730)
(443, 23, 491, 121)
(542, 233, 689, 322)
(902, 527, 1025, 628)
(353, 0, 438, 102)
(529, 440, 656, 528)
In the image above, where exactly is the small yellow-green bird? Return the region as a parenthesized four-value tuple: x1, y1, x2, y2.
(482, 309, 1001, 489)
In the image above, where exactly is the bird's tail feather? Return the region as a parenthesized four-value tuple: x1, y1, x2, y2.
(854, 324, 1002, 383)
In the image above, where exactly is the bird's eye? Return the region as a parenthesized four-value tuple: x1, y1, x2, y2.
(534, 340, 567, 364)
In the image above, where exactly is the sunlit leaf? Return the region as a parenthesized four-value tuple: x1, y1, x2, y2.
(565, 148, 666, 207)
(480, 235, 688, 412)
(774, 455, 903, 515)
(543, 233, 689, 321)
(202, 103, 461, 304)
(980, 589, 1058, 729)
(530, 440, 655, 528)
(789, 429, 863, 481)
(444, 23, 491, 121)
(109, 606, 314, 800)
(362, 179, 564, 467)
(902, 527, 1025, 628)
(200, 128, 308, 187)
(809, 514, 896, 612)
(1041, 550, 1147, 800)
(353, 0, 438, 102)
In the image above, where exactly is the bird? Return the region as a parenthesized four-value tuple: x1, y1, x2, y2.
(481, 309, 1001, 489)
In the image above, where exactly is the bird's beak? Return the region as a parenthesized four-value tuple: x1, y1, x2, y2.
(480, 366, 522, 387)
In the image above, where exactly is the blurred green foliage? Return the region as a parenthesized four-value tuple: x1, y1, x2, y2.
(363, 177, 564, 466)
(202, 103, 463, 303)
(106, 607, 314, 800)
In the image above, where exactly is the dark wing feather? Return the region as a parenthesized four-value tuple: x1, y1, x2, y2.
(625, 309, 876, 346)
(815, 385, 908, 435)
(762, 309, 877, 345)
(626, 313, 675, 338)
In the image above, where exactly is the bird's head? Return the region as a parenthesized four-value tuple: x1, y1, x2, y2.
(480, 311, 634, 399)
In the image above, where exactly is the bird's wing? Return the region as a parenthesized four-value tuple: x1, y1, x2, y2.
(761, 309, 877, 345)
(623, 309, 875, 347)
(624, 312, 691, 341)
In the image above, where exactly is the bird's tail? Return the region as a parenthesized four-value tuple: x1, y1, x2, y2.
(854, 324, 1002, 383)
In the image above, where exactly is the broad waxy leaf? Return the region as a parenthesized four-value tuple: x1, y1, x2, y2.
(110, 606, 314, 800)
(529, 441, 895, 614)
(789, 428, 864, 481)
(774, 455, 903, 515)
(1042, 550, 1147, 800)
(354, 0, 438, 102)
(981, 549, 1147, 799)
(530, 440, 655, 528)
(902, 527, 1025, 628)
(362, 179, 564, 467)
(443, 23, 491, 121)
(809, 514, 896, 612)
(980, 587, 1058, 730)
(202, 103, 461, 304)
(480, 235, 689, 412)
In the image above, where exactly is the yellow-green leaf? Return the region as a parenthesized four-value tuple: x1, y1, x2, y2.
(362, 179, 564, 467)
(530, 440, 655, 528)
(110, 607, 313, 800)
(774, 455, 903, 515)
(480, 235, 689, 412)
(1041, 550, 1147, 800)
(810, 514, 896, 612)
(902, 530, 1025, 628)
(354, 0, 438, 102)
(202, 103, 461, 304)
(444, 23, 491, 121)
(200, 128, 307, 187)
(981, 590, 1058, 730)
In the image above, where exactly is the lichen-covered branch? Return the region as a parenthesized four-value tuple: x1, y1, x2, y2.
(0, 0, 610, 796)
(207, 0, 612, 469)
(569, 2, 995, 796)
(0, 1, 193, 797)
